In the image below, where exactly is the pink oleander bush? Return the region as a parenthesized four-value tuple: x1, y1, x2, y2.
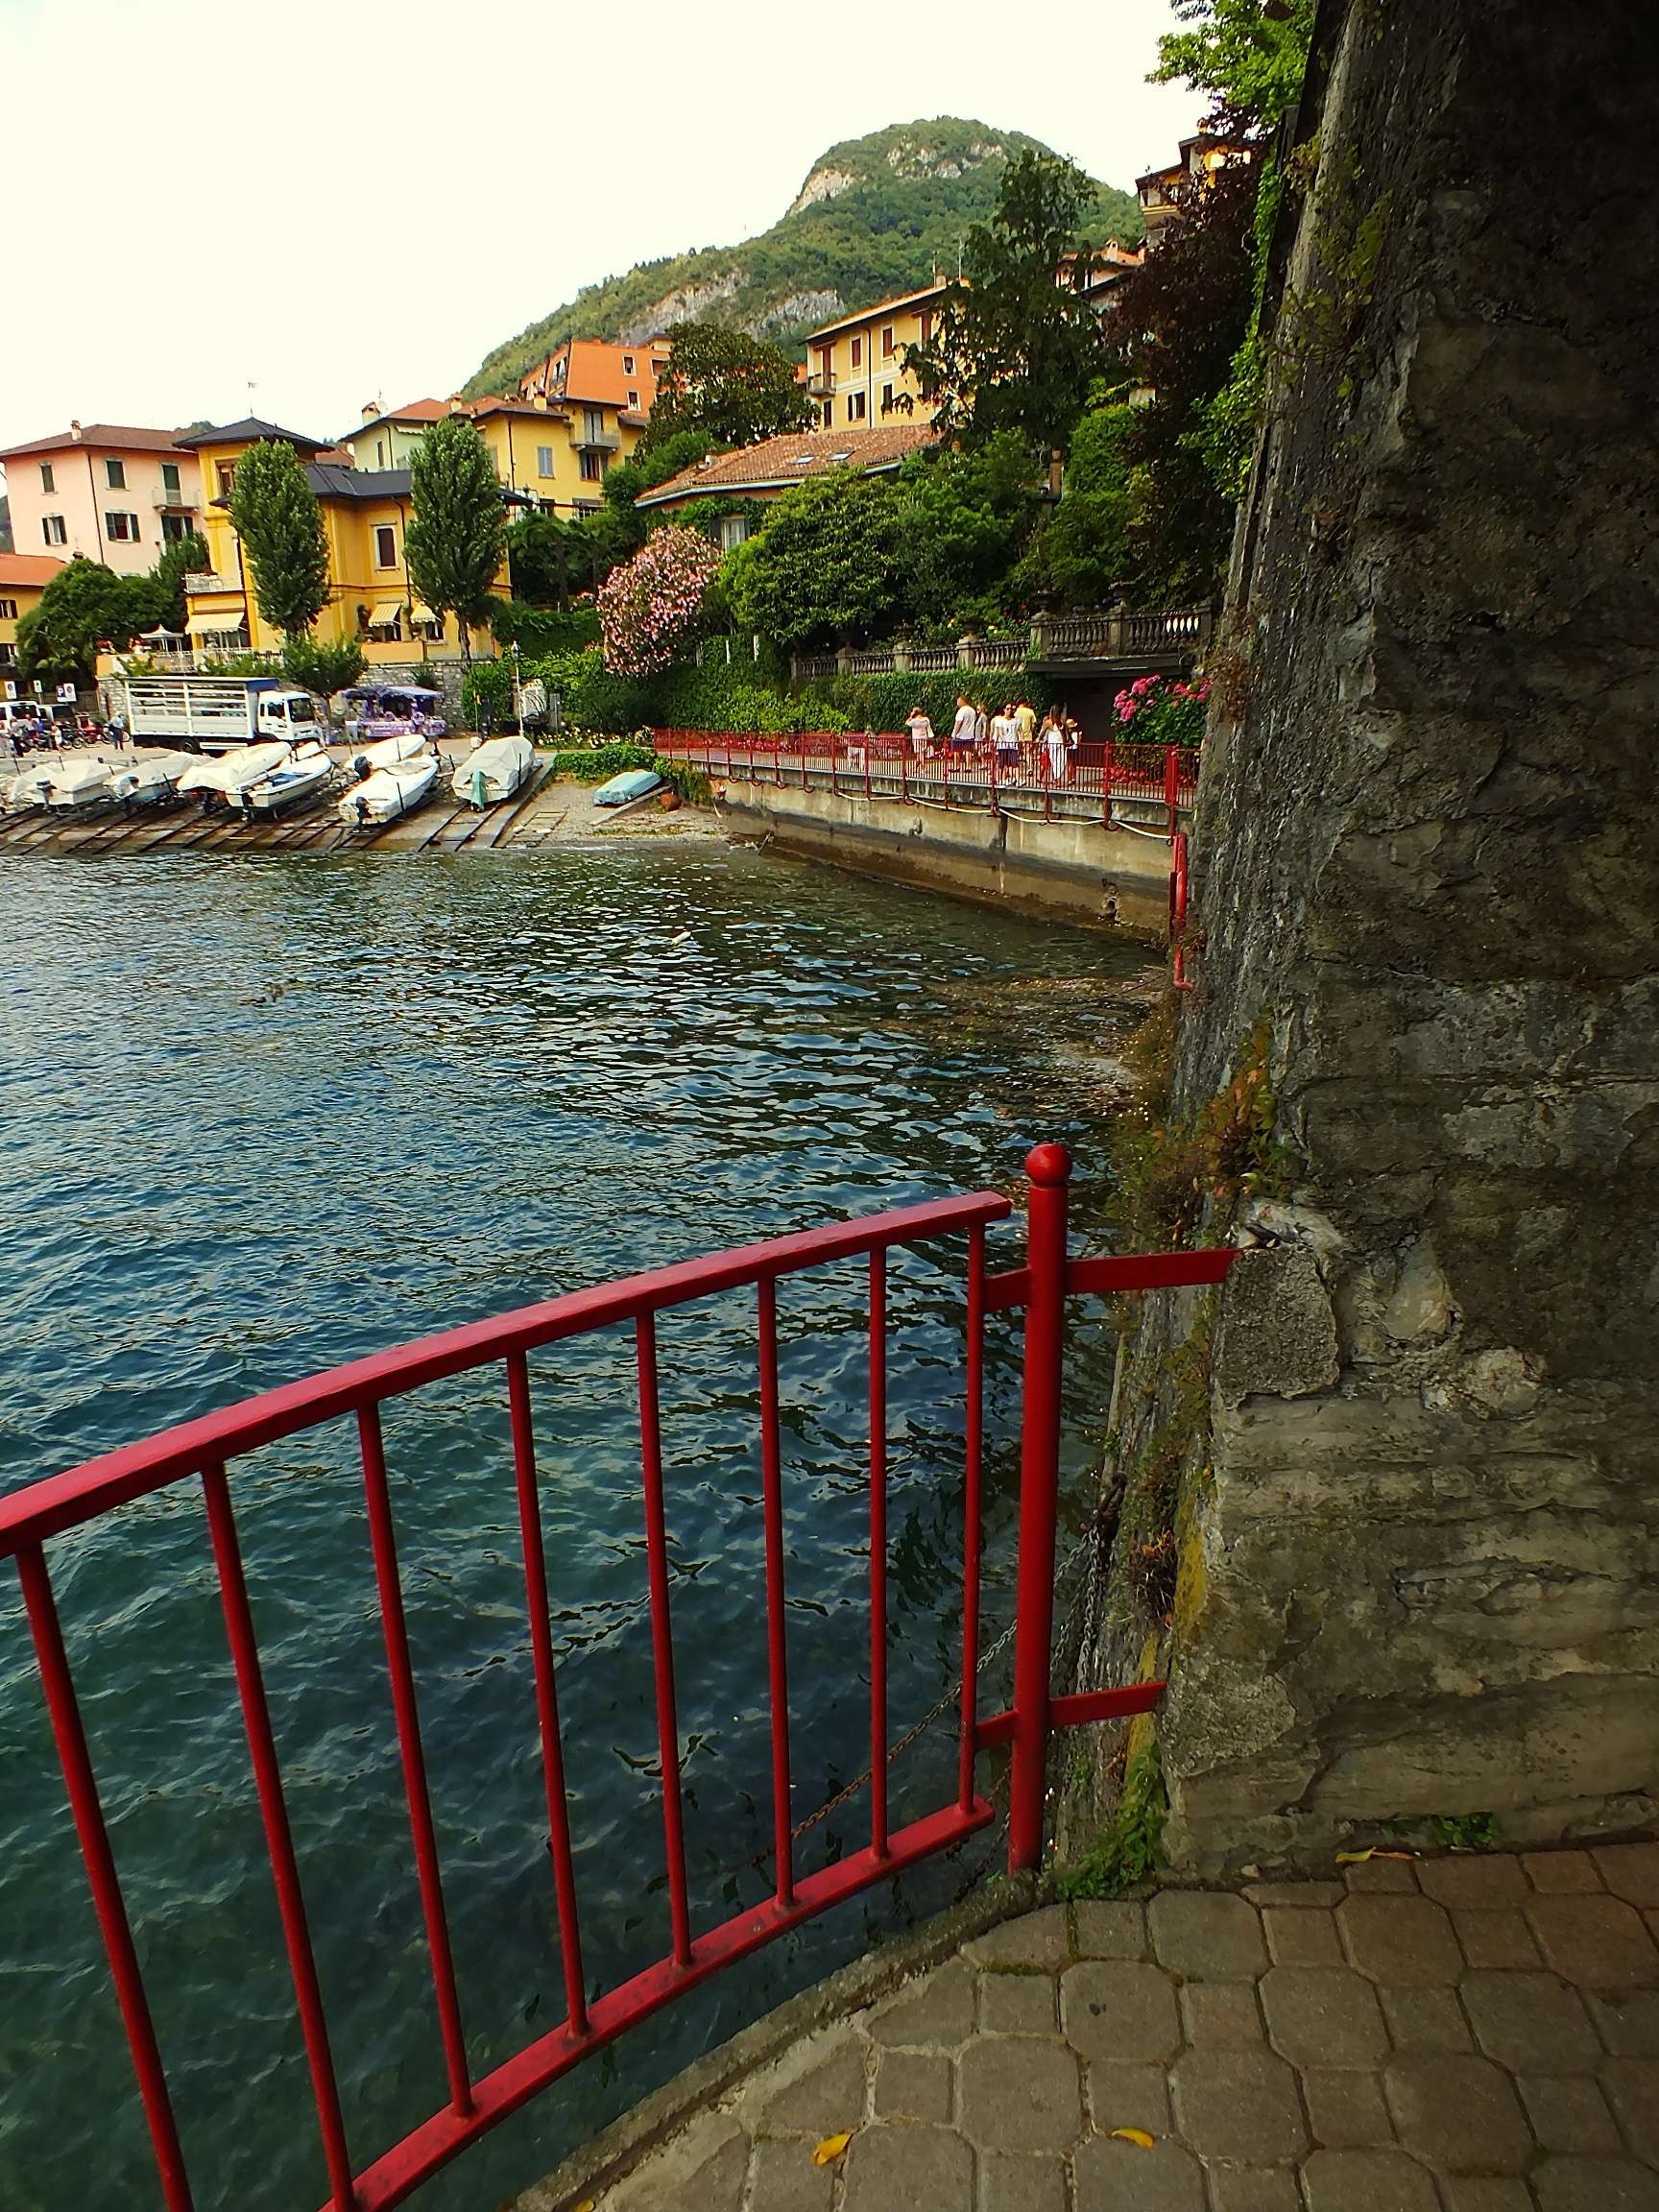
(1112, 672, 1209, 748)
(598, 527, 722, 677)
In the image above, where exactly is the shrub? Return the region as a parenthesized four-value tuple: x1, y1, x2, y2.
(1113, 672, 1208, 748)
(282, 634, 366, 699)
(460, 659, 515, 732)
(597, 526, 721, 676)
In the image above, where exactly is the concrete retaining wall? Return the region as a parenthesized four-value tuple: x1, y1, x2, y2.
(715, 781, 1175, 939)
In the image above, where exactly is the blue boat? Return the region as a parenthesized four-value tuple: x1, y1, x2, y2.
(592, 767, 664, 807)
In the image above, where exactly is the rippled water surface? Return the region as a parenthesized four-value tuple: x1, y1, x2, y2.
(0, 846, 1151, 2211)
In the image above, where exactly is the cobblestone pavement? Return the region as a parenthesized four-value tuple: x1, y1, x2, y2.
(582, 1844, 1659, 2212)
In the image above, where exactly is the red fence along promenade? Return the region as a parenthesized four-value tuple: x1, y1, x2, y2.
(655, 733, 1201, 841)
(0, 1148, 1235, 2212)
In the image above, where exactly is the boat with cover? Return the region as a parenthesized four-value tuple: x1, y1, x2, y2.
(241, 742, 335, 817)
(452, 734, 534, 807)
(109, 751, 196, 805)
(43, 758, 117, 811)
(5, 758, 72, 811)
(349, 729, 429, 774)
(592, 767, 664, 807)
(336, 752, 439, 827)
(177, 742, 292, 801)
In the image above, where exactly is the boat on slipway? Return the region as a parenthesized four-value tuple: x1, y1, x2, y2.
(41, 759, 117, 813)
(349, 730, 430, 774)
(452, 735, 534, 808)
(177, 742, 293, 804)
(109, 751, 196, 806)
(336, 752, 439, 828)
(240, 743, 336, 818)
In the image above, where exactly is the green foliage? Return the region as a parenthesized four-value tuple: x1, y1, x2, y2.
(15, 557, 150, 682)
(655, 757, 713, 805)
(406, 416, 507, 657)
(1429, 1814, 1501, 1854)
(227, 442, 329, 639)
(1110, 1019, 1292, 1255)
(466, 118, 1142, 395)
(143, 532, 211, 633)
(547, 739, 655, 781)
(489, 595, 600, 656)
(909, 149, 1108, 455)
(896, 435, 1044, 630)
(723, 469, 902, 647)
(198, 650, 281, 678)
(459, 658, 515, 731)
(281, 634, 366, 698)
(504, 509, 576, 608)
(641, 323, 812, 456)
(1153, 0, 1316, 131)
(1028, 405, 1135, 606)
(1057, 1743, 1167, 1899)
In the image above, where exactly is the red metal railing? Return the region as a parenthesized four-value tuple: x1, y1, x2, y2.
(653, 731, 1200, 840)
(0, 1149, 1234, 2212)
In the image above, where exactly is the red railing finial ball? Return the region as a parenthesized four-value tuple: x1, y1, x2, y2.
(1024, 1142, 1072, 1187)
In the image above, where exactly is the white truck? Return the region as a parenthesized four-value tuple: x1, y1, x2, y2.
(119, 676, 322, 756)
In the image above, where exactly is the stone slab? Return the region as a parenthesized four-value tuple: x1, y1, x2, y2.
(873, 2046, 951, 2124)
(1462, 1969, 1600, 2073)
(1383, 2053, 1533, 2173)
(1147, 1889, 1268, 1980)
(1061, 1960, 1182, 2065)
(839, 2124, 974, 2211)
(1072, 2136, 1205, 2210)
(1169, 2046, 1309, 2163)
(1261, 1964, 1388, 2070)
(956, 2036, 1083, 2154)
(1301, 2149, 1440, 2212)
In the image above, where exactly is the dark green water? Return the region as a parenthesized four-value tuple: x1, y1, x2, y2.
(0, 845, 1150, 2211)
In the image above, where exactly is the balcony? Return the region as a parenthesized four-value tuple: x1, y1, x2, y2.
(573, 423, 621, 453)
(807, 368, 837, 399)
(184, 571, 241, 596)
(154, 490, 197, 511)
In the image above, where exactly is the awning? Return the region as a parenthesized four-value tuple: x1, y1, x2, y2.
(367, 600, 404, 629)
(186, 613, 245, 638)
(409, 602, 437, 625)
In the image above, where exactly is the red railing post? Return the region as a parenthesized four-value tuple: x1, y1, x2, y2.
(1165, 745, 1180, 841)
(1102, 738, 1115, 830)
(1007, 1142, 1070, 1873)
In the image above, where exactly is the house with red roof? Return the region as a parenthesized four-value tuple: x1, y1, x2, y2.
(0, 422, 203, 575)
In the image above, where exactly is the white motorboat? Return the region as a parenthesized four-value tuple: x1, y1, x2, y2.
(351, 729, 430, 772)
(44, 758, 116, 812)
(335, 751, 439, 827)
(4, 759, 63, 812)
(452, 734, 534, 808)
(177, 742, 292, 800)
(241, 742, 335, 817)
(109, 751, 196, 805)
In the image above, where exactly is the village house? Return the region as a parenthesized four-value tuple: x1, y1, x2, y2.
(805, 286, 949, 430)
(637, 421, 939, 547)
(1136, 132, 1252, 247)
(0, 552, 66, 679)
(0, 423, 203, 574)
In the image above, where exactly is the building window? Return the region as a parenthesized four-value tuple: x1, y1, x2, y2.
(537, 445, 555, 478)
(719, 515, 750, 552)
(43, 516, 67, 544)
(106, 512, 141, 541)
(627, 390, 638, 408)
(583, 406, 605, 444)
(217, 463, 236, 498)
(821, 399, 833, 427)
(0, 598, 16, 620)
(580, 449, 603, 481)
(106, 458, 126, 490)
(0, 642, 14, 666)
(161, 461, 181, 497)
(881, 325, 895, 358)
(622, 354, 635, 373)
(847, 392, 867, 422)
(160, 513, 192, 542)
(375, 440, 386, 469)
(881, 383, 895, 413)
(374, 525, 397, 567)
(573, 499, 600, 517)
(851, 335, 862, 368)
(920, 310, 934, 346)
(39, 463, 55, 493)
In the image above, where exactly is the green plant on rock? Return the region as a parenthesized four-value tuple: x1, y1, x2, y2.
(1110, 1017, 1294, 1254)
(1429, 1813, 1501, 1854)
(1057, 1743, 1167, 1899)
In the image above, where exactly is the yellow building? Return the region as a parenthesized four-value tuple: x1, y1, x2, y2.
(174, 417, 510, 664)
(0, 552, 67, 682)
(805, 284, 949, 432)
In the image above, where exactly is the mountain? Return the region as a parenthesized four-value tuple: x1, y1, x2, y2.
(465, 117, 1143, 397)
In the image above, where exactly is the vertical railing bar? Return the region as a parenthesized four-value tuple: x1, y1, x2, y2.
(357, 1403, 474, 2117)
(201, 1465, 358, 2210)
(756, 1279, 794, 1908)
(868, 1248, 889, 1859)
(505, 1350, 589, 2038)
(957, 1225, 986, 1815)
(636, 1313, 693, 1968)
(15, 1544, 197, 2212)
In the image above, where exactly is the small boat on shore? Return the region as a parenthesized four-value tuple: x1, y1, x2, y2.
(593, 767, 664, 808)
(241, 743, 335, 818)
(5, 758, 68, 812)
(352, 730, 430, 773)
(109, 751, 196, 806)
(336, 752, 439, 827)
(453, 735, 534, 808)
(44, 758, 116, 812)
(178, 742, 292, 802)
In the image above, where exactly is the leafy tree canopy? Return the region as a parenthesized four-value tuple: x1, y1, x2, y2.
(16, 557, 150, 682)
(907, 149, 1108, 456)
(144, 532, 210, 634)
(282, 633, 365, 698)
(723, 469, 903, 648)
(227, 441, 329, 639)
(895, 435, 1044, 631)
(639, 325, 812, 457)
(405, 415, 507, 659)
(1152, 0, 1316, 132)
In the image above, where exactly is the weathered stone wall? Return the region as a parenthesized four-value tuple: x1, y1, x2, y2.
(1148, 0, 1659, 1870)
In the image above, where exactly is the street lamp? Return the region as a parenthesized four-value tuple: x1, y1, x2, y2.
(511, 640, 522, 734)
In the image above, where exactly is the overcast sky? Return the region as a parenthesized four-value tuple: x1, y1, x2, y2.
(2, 0, 1199, 455)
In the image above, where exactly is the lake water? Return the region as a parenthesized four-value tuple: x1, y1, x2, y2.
(0, 844, 1152, 2211)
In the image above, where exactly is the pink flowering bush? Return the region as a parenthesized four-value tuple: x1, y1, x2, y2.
(1113, 672, 1209, 747)
(598, 527, 722, 677)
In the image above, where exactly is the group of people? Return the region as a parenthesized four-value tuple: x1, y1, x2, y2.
(2, 709, 120, 756)
(902, 696, 1085, 781)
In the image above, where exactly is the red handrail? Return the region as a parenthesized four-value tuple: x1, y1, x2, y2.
(5, 1153, 1237, 2212)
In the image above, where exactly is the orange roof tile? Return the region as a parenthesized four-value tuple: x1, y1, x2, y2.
(518, 339, 668, 412)
(0, 422, 191, 461)
(637, 421, 940, 507)
(0, 552, 68, 588)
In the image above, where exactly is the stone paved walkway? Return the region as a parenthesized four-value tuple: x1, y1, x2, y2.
(570, 1843, 1659, 2212)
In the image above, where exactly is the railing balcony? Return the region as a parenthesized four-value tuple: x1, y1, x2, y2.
(183, 572, 241, 596)
(573, 424, 622, 452)
(806, 369, 836, 399)
(153, 490, 197, 511)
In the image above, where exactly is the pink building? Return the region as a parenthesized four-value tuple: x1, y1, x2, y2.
(0, 422, 204, 575)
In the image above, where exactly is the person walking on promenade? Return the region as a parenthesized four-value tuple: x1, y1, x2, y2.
(950, 694, 976, 751)
(972, 699, 989, 752)
(1014, 696, 1037, 757)
(993, 702, 1021, 773)
(905, 704, 936, 758)
(1044, 713, 1069, 784)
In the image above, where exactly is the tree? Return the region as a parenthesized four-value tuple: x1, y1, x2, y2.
(907, 149, 1108, 455)
(596, 526, 722, 676)
(1152, 0, 1316, 132)
(141, 532, 210, 634)
(15, 557, 151, 683)
(723, 469, 902, 648)
(282, 634, 365, 698)
(227, 441, 329, 639)
(640, 323, 812, 456)
(1029, 404, 1136, 608)
(894, 435, 1043, 631)
(404, 415, 507, 661)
